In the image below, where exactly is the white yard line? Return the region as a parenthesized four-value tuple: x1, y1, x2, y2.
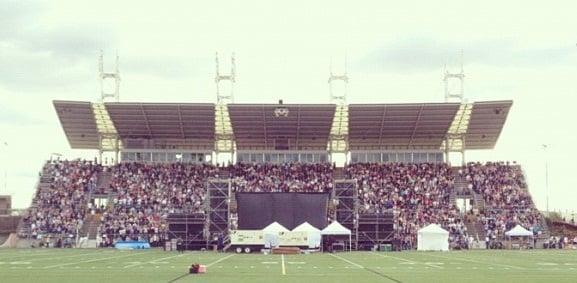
(371, 252, 442, 269)
(421, 253, 525, 270)
(328, 253, 364, 269)
(43, 252, 143, 269)
(27, 250, 112, 262)
(123, 253, 184, 269)
(281, 254, 286, 275)
(0, 250, 54, 260)
(206, 254, 235, 267)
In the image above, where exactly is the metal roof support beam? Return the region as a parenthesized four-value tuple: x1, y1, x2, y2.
(296, 106, 301, 150)
(262, 105, 268, 149)
(377, 105, 387, 148)
(139, 104, 153, 138)
(177, 105, 186, 139)
(408, 104, 424, 148)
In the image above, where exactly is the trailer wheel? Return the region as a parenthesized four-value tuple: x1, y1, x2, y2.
(244, 247, 251, 253)
(235, 247, 243, 254)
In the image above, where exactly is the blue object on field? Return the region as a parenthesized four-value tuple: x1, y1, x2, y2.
(115, 240, 151, 250)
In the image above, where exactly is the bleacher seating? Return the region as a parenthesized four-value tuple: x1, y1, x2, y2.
(18, 160, 545, 250)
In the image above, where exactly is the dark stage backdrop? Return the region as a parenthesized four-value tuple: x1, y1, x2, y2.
(236, 193, 329, 230)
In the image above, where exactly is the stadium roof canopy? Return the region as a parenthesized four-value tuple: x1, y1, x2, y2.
(54, 100, 512, 152)
(348, 100, 512, 150)
(349, 103, 461, 150)
(54, 101, 215, 150)
(227, 104, 336, 151)
(53, 101, 100, 149)
(105, 102, 215, 150)
(465, 100, 513, 149)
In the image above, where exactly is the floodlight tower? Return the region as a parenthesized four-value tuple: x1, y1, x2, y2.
(214, 52, 236, 164)
(99, 50, 120, 102)
(328, 57, 350, 163)
(95, 50, 121, 164)
(328, 57, 349, 105)
(443, 51, 471, 166)
(444, 51, 465, 103)
(215, 52, 236, 104)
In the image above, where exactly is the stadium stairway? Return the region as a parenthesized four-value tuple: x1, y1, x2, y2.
(451, 169, 470, 195)
(449, 193, 456, 207)
(95, 170, 112, 195)
(473, 193, 485, 211)
(80, 214, 100, 241)
(464, 217, 485, 242)
(333, 167, 345, 179)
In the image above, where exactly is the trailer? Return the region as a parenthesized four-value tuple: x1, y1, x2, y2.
(229, 230, 308, 253)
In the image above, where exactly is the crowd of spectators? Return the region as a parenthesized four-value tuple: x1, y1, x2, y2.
(461, 162, 543, 241)
(98, 162, 220, 245)
(461, 162, 530, 209)
(345, 162, 467, 249)
(23, 159, 545, 251)
(229, 162, 333, 193)
(99, 162, 333, 245)
(21, 160, 100, 239)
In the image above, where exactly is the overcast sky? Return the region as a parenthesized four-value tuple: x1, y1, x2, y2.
(1, 0, 576, 214)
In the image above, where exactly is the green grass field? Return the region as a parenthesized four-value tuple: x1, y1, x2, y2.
(1, 249, 577, 283)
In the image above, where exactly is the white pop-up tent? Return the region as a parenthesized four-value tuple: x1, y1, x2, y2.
(262, 222, 290, 248)
(293, 222, 322, 249)
(505, 225, 533, 237)
(321, 221, 352, 251)
(417, 224, 449, 251)
(263, 222, 290, 233)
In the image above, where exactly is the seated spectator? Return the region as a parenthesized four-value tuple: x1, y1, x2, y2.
(229, 162, 334, 193)
(21, 160, 101, 239)
(345, 162, 465, 249)
(462, 162, 543, 240)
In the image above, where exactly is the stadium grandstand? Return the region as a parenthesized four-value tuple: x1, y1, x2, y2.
(1, 48, 547, 252)
(2, 53, 576, 283)
(8, 94, 545, 251)
(4, 1, 577, 281)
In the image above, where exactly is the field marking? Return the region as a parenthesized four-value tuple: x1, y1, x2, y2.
(206, 254, 235, 267)
(2, 250, 111, 264)
(329, 254, 402, 283)
(371, 252, 442, 269)
(25, 250, 112, 263)
(420, 253, 525, 270)
(329, 253, 364, 269)
(123, 253, 184, 269)
(43, 252, 143, 269)
(281, 254, 286, 275)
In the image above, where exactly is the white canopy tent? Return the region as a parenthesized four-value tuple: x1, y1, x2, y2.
(262, 222, 290, 248)
(263, 222, 290, 233)
(417, 224, 449, 251)
(321, 221, 352, 251)
(293, 222, 322, 249)
(505, 225, 533, 237)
